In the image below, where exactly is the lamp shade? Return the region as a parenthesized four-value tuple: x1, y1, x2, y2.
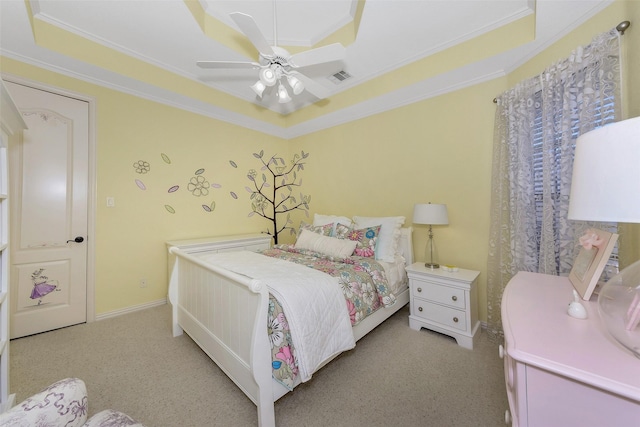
(413, 203, 449, 225)
(568, 116, 640, 222)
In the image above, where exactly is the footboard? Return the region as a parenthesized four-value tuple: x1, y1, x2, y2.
(168, 248, 275, 427)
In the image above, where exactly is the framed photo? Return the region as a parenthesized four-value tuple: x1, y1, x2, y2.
(569, 228, 618, 301)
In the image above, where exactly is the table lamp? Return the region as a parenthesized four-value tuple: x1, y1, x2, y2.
(568, 116, 640, 358)
(413, 203, 449, 268)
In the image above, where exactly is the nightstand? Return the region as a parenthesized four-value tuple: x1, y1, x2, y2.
(406, 263, 480, 349)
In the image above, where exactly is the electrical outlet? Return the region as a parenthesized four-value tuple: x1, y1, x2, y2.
(139, 278, 147, 288)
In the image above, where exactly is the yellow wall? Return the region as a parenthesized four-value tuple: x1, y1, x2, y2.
(94, 91, 289, 313)
(1, 57, 288, 314)
(0, 0, 637, 321)
(293, 79, 502, 321)
(292, 0, 639, 322)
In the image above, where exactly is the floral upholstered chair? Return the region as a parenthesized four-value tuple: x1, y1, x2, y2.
(0, 378, 145, 427)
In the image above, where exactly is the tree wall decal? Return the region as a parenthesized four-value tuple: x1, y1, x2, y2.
(246, 150, 311, 244)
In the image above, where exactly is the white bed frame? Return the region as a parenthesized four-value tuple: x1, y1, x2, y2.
(168, 228, 413, 427)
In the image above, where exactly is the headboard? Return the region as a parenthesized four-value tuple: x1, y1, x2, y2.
(398, 227, 414, 266)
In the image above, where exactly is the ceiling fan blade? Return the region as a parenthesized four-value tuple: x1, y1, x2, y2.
(197, 61, 260, 69)
(292, 72, 331, 100)
(229, 12, 275, 58)
(288, 43, 346, 68)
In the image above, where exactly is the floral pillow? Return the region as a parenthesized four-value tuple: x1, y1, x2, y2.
(335, 223, 381, 258)
(299, 221, 333, 236)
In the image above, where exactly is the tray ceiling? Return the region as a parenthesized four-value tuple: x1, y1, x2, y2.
(0, 0, 612, 138)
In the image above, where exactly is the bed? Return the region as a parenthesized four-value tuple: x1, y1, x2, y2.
(167, 219, 413, 427)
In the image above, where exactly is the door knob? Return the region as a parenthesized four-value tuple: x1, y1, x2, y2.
(67, 236, 84, 243)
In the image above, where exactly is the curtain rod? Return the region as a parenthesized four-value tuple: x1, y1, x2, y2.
(492, 20, 631, 104)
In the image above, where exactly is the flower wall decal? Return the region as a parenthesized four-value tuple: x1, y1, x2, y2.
(125, 151, 311, 224)
(130, 154, 219, 214)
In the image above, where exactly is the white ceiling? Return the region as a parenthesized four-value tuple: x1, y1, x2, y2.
(0, 0, 612, 139)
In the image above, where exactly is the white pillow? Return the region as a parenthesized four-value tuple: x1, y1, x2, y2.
(295, 229, 357, 258)
(313, 214, 352, 236)
(353, 216, 405, 262)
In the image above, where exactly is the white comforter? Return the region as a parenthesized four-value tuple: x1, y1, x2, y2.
(197, 250, 356, 382)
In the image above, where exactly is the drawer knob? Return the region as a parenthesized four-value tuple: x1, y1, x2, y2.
(417, 287, 422, 293)
(418, 307, 423, 312)
(453, 317, 459, 323)
(452, 295, 458, 301)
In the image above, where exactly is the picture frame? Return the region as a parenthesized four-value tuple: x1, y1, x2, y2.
(569, 228, 618, 301)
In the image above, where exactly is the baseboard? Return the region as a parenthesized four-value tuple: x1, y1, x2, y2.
(96, 298, 167, 321)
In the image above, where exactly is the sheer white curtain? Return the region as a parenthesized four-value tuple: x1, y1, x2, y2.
(486, 28, 622, 341)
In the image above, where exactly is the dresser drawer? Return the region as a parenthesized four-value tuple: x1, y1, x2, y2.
(502, 349, 520, 427)
(412, 280, 466, 309)
(412, 299, 467, 331)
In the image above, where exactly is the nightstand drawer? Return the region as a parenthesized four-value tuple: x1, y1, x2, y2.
(412, 281, 465, 309)
(412, 299, 467, 331)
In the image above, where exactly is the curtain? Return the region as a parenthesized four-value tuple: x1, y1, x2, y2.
(486, 28, 622, 341)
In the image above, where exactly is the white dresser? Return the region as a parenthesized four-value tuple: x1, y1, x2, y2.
(406, 263, 480, 349)
(501, 271, 640, 426)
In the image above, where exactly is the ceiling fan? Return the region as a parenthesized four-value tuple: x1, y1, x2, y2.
(196, 11, 346, 103)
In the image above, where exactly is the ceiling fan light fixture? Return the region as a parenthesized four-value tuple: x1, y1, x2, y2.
(259, 67, 277, 86)
(198, 11, 347, 108)
(251, 80, 266, 97)
(277, 83, 291, 103)
(287, 75, 304, 95)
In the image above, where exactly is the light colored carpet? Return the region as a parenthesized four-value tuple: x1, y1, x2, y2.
(10, 304, 508, 426)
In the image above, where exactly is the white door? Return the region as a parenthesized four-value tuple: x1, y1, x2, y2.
(5, 81, 89, 339)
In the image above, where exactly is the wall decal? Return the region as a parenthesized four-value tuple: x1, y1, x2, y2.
(202, 201, 216, 212)
(131, 156, 222, 214)
(29, 268, 60, 305)
(187, 173, 210, 197)
(245, 150, 311, 244)
(133, 160, 150, 174)
(133, 160, 149, 191)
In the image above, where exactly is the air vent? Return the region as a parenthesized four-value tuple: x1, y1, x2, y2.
(328, 71, 352, 84)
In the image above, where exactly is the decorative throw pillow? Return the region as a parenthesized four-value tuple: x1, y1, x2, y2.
(334, 223, 351, 240)
(353, 216, 405, 262)
(299, 221, 333, 236)
(313, 214, 352, 236)
(294, 229, 357, 259)
(335, 223, 381, 258)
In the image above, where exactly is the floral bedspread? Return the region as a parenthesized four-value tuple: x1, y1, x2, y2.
(261, 244, 396, 390)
